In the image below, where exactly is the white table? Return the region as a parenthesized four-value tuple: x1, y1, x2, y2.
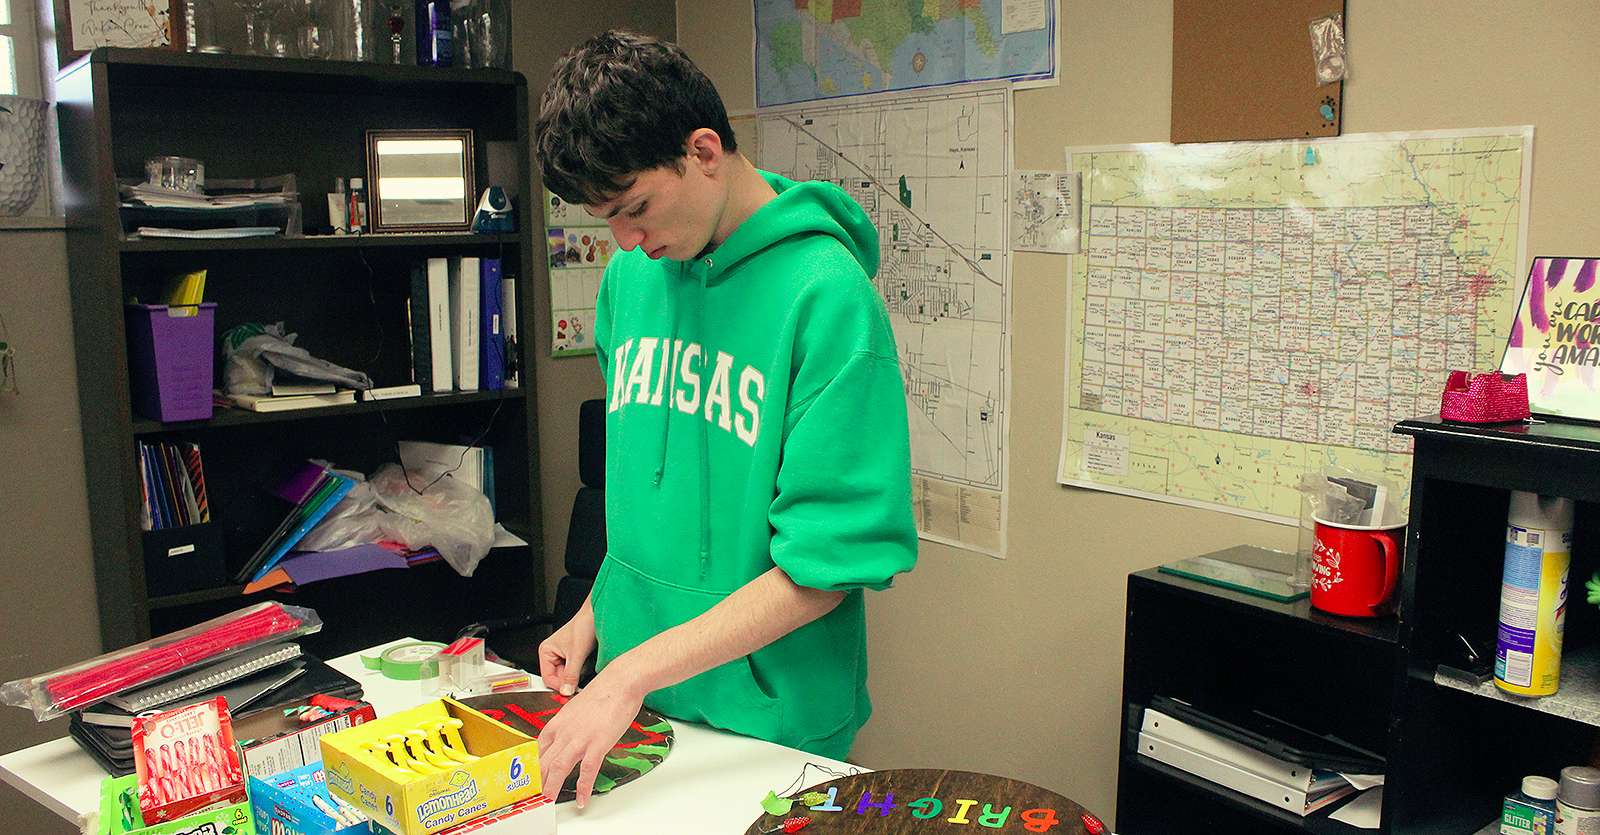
(1, 638, 860, 834)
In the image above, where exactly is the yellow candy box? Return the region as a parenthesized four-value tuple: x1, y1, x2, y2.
(319, 697, 541, 835)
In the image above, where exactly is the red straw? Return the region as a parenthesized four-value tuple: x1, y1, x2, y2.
(44, 604, 303, 711)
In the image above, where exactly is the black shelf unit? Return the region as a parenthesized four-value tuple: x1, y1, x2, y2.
(129, 389, 519, 435)
(56, 48, 546, 659)
(1117, 416, 1600, 833)
(1118, 569, 1394, 834)
(119, 232, 521, 252)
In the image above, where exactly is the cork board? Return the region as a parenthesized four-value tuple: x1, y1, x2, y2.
(1171, 0, 1345, 144)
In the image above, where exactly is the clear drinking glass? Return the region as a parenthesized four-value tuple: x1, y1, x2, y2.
(144, 156, 206, 193)
(449, 0, 510, 69)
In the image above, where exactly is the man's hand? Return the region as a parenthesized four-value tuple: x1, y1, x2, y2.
(533, 568, 843, 808)
(536, 668, 644, 808)
(537, 597, 596, 696)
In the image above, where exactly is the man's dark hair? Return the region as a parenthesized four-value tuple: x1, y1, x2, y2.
(535, 31, 738, 206)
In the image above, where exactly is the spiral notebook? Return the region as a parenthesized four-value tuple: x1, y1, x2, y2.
(104, 642, 303, 712)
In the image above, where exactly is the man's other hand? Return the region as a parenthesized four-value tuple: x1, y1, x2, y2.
(537, 597, 596, 696)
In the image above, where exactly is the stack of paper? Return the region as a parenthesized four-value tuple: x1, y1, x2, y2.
(220, 389, 357, 413)
(398, 440, 495, 517)
(121, 183, 294, 210)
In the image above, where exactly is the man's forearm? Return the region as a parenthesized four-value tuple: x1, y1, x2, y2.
(596, 566, 845, 699)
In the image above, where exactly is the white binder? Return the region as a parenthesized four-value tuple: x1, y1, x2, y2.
(1137, 708, 1358, 816)
(426, 257, 454, 389)
(451, 256, 480, 392)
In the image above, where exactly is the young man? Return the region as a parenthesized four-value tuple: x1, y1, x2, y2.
(531, 30, 918, 807)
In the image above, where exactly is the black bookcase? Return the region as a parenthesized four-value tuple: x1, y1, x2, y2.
(55, 49, 546, 659)
(1118, 416, 1600, 834)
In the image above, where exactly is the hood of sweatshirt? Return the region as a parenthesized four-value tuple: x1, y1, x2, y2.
(692, 170, 880, 285)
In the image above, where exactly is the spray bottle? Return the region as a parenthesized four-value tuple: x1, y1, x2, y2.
(1495, 491, 1574, 697)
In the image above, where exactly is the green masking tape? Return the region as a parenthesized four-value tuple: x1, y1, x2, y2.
(360, 641, 445, 680)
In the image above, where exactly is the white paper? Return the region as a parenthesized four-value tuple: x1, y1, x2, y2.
(1329, 786, 1383, 829)
(492, 524, 527, 548)
(758, 86, 1014, 557)
(1083, 429, 1128, 475)
(1002, 0, 1048, 34)
(68, 0, 172, 51)
(1340, 773, 1386, 791)
(1011, 169, 1079, 253)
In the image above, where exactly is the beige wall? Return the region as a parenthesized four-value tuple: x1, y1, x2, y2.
(517, 2, 679, 627)
(678, 0, 1600, 823)
(0, 227, 97, 833)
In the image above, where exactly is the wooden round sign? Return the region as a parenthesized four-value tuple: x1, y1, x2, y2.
(743, 768, 1095, 834)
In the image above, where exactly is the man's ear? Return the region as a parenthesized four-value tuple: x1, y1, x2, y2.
(685, 128, 726, 174)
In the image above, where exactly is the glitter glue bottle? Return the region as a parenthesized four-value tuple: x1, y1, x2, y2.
(1495, 491, 1574, 697)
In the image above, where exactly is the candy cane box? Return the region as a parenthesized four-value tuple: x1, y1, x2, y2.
(132, 696, 247, 825)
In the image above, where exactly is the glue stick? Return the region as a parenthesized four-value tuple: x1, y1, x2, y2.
(1495, 491, 1574, 697)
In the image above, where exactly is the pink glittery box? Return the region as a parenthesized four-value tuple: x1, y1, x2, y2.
(1440, 371, 1530, 424)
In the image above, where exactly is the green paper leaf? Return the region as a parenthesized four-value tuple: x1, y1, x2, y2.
(762, 790, 794, 816)
(605, 754, 656, 774)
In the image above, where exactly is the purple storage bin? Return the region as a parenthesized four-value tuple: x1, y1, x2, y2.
(125, 303, 216, 422)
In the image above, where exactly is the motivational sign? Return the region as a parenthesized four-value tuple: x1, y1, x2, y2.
(1502, 257, 1600, 421)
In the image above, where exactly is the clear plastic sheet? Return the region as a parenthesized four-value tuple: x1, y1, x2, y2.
(0, 602, 321, 721)
(1309, 13, 1347, 84)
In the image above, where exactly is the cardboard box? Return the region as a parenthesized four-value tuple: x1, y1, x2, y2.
(239, 698, 377, 779)
(368, 794, 556, 835)
(96, 774, 254, 835)
(319, 697, 540, 835)
(249, 763, 367, 835)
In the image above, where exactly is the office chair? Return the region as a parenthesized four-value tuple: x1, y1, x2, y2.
(458, 398, 606, 676)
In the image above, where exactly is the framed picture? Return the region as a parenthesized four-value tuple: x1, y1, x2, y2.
(51, 0, 184, 67)
(1501, 256, 1600, 422)
(364, 129, 476, 233)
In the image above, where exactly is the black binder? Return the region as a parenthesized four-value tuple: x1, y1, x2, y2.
(1149, 694, 1386, 774)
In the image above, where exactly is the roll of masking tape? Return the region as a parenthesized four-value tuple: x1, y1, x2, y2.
(360, 641, 445, 680)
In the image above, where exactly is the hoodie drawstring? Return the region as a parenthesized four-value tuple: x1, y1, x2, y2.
(652, 263, 681, 487)
(652, 260, 711, 579)
(696, 267, 712, 578)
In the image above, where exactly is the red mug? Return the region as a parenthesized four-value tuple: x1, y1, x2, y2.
(1311, 518, 1404, 617)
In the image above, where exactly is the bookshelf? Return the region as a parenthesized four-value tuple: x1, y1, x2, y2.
(1117, 417, 1600, 833)
(56, 49, 546, 659)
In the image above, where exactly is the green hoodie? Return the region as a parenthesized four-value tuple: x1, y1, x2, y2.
(590, 171, 918, 759)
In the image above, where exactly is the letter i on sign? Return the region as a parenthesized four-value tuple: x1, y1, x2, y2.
(808, 787, 843, 812)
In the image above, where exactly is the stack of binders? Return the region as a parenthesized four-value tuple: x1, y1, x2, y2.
(1136, 697, 1384, 817)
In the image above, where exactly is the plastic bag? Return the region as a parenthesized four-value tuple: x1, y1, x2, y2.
(221, 322, 373, 395)
(0, 602, 321, 721)
(1296, 465, 1409, 588)
(300, 463, 494, 577)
